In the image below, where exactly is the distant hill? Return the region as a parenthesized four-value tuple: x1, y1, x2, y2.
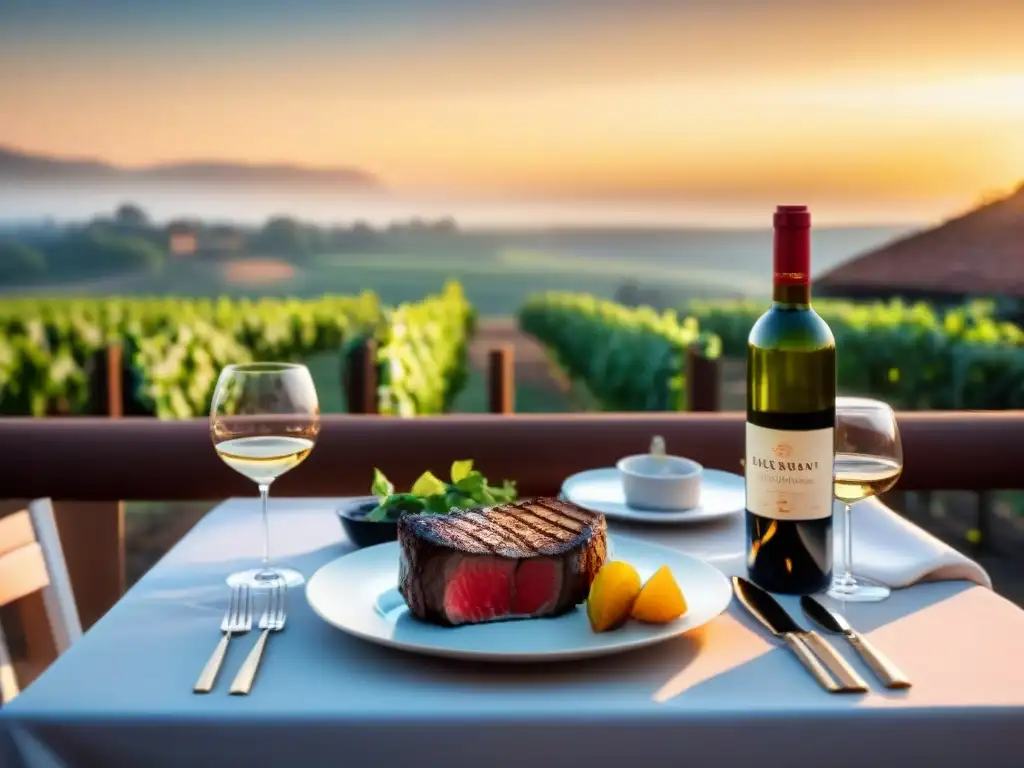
(0, 145, 382, 190)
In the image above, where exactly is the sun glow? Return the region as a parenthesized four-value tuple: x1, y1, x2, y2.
(1, 1, 1023, 221)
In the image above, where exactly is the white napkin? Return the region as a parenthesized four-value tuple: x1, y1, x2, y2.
(832, 498, 992, 589)
(614, 495, 992, 590)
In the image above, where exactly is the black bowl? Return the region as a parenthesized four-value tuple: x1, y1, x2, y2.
(336, 496, 399, 548)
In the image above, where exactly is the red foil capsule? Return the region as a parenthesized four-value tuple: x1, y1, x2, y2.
(773, 205, 811, 286)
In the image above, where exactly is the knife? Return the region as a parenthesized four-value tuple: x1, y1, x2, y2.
(732, 577, 867, 694)
(801, 595, 912, 690)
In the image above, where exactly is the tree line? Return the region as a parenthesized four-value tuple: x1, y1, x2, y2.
(0, 204, 461, 285)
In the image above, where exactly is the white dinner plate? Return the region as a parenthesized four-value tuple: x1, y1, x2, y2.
(306, 535, 731, 663)
(561, 467, 746, 524)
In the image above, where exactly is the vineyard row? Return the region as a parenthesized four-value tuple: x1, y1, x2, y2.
(0, 281, 472, 418)
(520, 293, 1024, 411)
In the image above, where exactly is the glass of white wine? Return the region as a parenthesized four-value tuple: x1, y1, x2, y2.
(828, 396, 903, 602)
(211, 362, 320, 589)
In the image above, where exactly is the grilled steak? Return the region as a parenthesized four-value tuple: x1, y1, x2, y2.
(398, 497, 608, 627)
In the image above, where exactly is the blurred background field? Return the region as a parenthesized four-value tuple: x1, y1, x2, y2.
(1, 219, 906, 312)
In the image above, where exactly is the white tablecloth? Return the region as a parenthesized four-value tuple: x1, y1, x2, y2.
(1, 497, 1021, 768)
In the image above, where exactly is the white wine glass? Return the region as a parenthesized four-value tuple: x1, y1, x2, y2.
(210, 362, 320, 589)
(828, 396, 903, 602)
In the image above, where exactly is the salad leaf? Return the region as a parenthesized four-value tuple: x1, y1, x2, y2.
(370, 468, 394, 499)
(453, 471, 486, 496)
(422, 494, 452, 515)
(450, 459, 473, 483)
(366, 492, 423, 522)
(410, 471, 447, 497)
(365, 459, 517, 522)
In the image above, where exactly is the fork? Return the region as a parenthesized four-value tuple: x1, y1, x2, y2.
(229, 582, 287, 696)
(194, 585, 252, 693)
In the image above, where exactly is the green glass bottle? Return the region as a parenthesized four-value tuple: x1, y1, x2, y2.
(745, 205, 836, 594)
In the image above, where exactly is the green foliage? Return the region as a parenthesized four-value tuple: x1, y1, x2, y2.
(0, 283, 474, 419)
(687, 298, 1024, 409)
(45, 230, 167, 278)
(114, 203, 150, 229)
(0, 242, 46, 282)
(373, 280, 476, 416)
(124, 321, 252, 419)
(367, 459, 517, 521)
(0, 293, 382, 417)
(252, 216, 310, 256)
(519, 292, 721, 411)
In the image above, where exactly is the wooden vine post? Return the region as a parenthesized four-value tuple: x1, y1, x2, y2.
(686, 346, 721, 412)
(487, 345, 515, 415)
(342, 337, 379, 415)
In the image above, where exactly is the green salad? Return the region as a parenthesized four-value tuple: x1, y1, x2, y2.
(366, 460, 517, 522)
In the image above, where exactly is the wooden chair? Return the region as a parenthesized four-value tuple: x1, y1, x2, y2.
(0, 498, 83, 704)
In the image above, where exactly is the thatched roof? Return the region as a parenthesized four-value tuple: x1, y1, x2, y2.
(816, 184, 1024, 298)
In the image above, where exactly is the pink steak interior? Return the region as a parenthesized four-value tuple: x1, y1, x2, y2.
(511, 558, 562, 615)
(443, 557, 515, 625)
(443, 556, 563, 625)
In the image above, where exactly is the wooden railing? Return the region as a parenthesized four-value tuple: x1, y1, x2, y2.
(3, 412, 1020, 500)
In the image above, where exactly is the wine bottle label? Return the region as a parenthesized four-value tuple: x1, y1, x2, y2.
(745, 422, 834, 520)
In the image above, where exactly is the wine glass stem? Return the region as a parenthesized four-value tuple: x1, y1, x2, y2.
(259, 483, 271, 568)
(842, 501, 854, 583)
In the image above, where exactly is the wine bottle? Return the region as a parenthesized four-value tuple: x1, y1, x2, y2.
(745, 205, 836, 594)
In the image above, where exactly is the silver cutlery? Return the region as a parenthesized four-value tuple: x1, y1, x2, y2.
(801, 595, 912, 690)
(230, 582, 287, 696)
(194, 585, 252, 694)
(732, 577, 868, 694)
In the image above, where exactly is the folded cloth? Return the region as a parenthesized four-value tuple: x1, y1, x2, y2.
(832, 497, 991, 589)
(613, 494, 992, 590)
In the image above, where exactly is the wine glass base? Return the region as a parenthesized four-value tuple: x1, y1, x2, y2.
(827, 578, 890, 602)
(226, 566, 305, 590)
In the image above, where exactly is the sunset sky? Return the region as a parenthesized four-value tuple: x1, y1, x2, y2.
(2, 0, 1024, 223)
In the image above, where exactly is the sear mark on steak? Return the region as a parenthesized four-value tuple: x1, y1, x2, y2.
(398, 497, 608, 627)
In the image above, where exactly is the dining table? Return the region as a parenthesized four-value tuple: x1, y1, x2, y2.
(2, 491, 1023, 768)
